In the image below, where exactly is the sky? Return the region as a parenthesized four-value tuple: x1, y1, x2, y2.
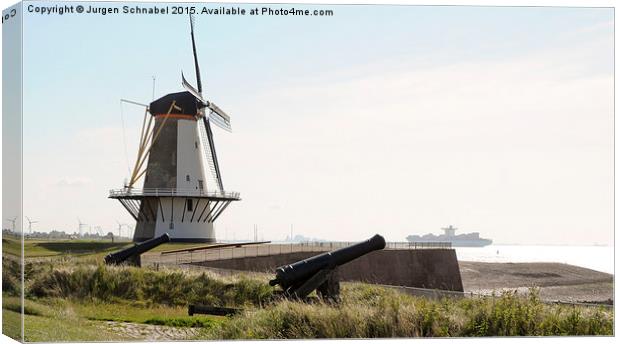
(7, 2, 614, 245)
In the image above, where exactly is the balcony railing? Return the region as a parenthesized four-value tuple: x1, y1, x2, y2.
(109, 187, 240, 200)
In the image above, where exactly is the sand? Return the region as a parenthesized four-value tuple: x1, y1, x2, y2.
(459, 261, 613, 304)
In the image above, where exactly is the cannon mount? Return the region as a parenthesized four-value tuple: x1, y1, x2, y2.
(104, 233, 170, 266)
(269, 234, 386, 302)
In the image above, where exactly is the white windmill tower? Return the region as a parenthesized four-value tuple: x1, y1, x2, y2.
(110, 15, 240, 243)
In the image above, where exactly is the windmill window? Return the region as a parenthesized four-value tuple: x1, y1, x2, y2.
(198, 180, 204, 190)
(169, 222, 174, 230)
(195, 141, 198, 149)
(187, 199, 193, 212)
(186, 175, 190, 182)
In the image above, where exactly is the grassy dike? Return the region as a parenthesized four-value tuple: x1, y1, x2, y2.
(2, 255, 614, 340)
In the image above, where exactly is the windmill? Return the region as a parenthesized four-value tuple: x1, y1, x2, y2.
(110, 14, 240, 243)
(25, 216, 39, 234)
(77, 218, 88, 237)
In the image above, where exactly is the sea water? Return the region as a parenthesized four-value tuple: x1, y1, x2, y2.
(454, 245, 614, 274)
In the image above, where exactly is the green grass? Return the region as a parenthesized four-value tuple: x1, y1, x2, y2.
(3, 295, 216, 341)
(3, 295, 119, 342)
(22, 309, 127, 342)
(3, 296, 44, 316)
(74, 299, 224, 328)
(2, 237, 21, 257)
(143, 316, 221, 328)
(3, 237, 131, 258)
(2, 306, 22, 341)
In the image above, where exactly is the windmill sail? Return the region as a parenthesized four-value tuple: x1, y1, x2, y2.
(209, 112, 232, 132)
(190, 14, 202, 93)
(182, 72, 206, 106)
(185, 14, 228, 193)
(198, 117, 224, 192)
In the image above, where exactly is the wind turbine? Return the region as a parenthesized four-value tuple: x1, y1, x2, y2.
(5, 217, 17, 232)
(25, 216, 38, 234)
(115, 220, 128, 238)
(126, 224, 135, 239)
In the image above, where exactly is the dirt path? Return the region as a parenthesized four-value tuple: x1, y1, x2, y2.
(98, 321, 200, 341)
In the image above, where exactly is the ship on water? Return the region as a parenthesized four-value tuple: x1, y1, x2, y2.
(406, 225, 492, 247)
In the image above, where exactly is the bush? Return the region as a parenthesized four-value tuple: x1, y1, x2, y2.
(27, 264, 272, 307)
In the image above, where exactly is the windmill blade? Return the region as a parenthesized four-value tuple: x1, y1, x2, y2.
(208, 112, 232, 132)
(120, 99, 149, 108)
(181, 72, 207, 106)
(206, 102, 232, 131)
(197, 121, 222, 193)
(201, 116, 224, 191)
(189, 14, 202, 93)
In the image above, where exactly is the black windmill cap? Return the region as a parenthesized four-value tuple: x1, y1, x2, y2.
(149, 91, 203, 116)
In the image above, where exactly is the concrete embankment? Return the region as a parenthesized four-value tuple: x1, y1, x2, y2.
(192, 249, 464, 292)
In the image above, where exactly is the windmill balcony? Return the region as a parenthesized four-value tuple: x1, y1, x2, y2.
(109, 187, 241, 201)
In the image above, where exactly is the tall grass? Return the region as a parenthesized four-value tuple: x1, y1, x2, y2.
(212, 285, 613, 338)
(27, 263, 272, 307)
(2, 257, 21, 296)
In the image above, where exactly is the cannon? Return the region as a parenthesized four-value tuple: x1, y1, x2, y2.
(269, 234, 386, 301)
(188, 304, 241, 316)
(104, 233, 170, 266)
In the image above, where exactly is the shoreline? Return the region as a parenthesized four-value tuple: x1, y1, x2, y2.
(453, 244, 614, 275)
(458, 261, 613, 304)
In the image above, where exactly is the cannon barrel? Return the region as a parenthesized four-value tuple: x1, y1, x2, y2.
(269, 234, 386, 289)
(104, 233, 170, 265)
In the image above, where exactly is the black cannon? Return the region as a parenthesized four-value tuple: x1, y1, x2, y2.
(104, 233, 170, 266)
(269, 234, 386, 301)
(188, 304, 241, 316)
